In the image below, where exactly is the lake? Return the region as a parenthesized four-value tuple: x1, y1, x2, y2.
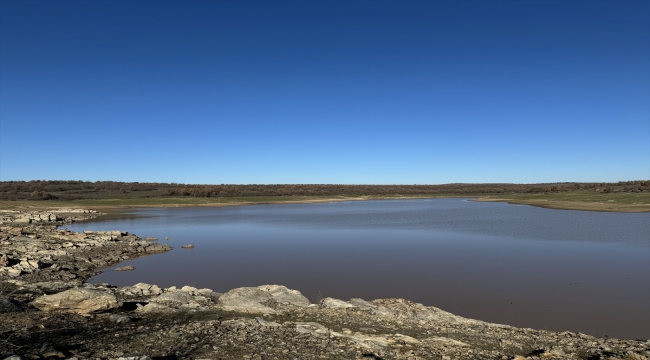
(64, 198, 650, 339)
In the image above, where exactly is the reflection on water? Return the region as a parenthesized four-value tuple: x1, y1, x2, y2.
(65, 199, 650, 339)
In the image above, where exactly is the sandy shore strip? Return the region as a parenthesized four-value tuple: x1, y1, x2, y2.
(473, 197, 650, 212)
(2, 192, 650, 213)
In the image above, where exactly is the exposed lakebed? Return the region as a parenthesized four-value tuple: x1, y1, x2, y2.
(66, 198, 650, 339)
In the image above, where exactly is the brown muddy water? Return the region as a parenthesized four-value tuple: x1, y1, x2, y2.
(65, 199, 650, 339)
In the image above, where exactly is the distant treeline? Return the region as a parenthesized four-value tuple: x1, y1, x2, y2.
(0, 180, 648, 201)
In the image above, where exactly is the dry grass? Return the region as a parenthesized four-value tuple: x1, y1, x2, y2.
(476, 191, 650, 212)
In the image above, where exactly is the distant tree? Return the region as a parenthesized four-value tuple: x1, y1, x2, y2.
(30, 190, 56, 200)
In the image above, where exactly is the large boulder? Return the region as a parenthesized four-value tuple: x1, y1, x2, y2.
(219, 285, 310, 314)
(31, 288, 119, 314)
(259, 285, 311, 306)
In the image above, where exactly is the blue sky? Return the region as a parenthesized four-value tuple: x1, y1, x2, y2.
(1, 0, 648, 184)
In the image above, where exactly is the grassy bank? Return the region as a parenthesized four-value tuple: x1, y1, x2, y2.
(0, 194, 442, 211)
(0, 195, 349, 210)
(475, 191, 650, 212)
(0, 191, 648, 212)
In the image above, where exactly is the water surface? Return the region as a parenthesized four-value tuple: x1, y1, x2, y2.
(65, 199, 650, 339)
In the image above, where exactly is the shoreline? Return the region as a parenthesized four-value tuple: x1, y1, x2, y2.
(472, 197, 650, 212)
(1, 208, 649, 359)
(1, 193, 649, 213)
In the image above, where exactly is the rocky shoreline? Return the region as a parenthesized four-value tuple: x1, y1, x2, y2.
(1, 209, 648, 360)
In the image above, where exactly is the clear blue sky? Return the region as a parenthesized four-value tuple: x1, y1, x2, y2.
(1, 0, 648, 184)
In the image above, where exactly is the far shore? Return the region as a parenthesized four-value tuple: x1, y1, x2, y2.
(473, 196, 650, 212)
(1, 192, 649, 213)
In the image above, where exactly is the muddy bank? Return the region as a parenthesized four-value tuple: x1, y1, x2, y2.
(0, 209, 648, 360)
(472, 197, 650, 213)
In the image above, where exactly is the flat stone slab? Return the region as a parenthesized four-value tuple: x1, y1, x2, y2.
(31, 288, 119, 314)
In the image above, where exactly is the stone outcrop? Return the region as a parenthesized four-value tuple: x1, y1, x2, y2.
(0, 210, 171, 288)
(31, 287, 118, 314)
(0, 209, 97, 226)
(218, 284, 311, 314)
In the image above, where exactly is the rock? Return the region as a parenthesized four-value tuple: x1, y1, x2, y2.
(7, 268, 21, 277)
(320, 297, 357, 309)
(26, 259, 41, 268)
(206, 292, 223, 301)
(197, 288, 214, 295)
(180, 285, 199, 293)
(625, 351, 648, 360)
(219, 285, 311, 314)
(256, 317, 282, 327)
(109, 314, 131, 324)
(547, 348, 566, 357)
(293, 321, 421, 351)
(117, 357, 152, 360)
(219, 287, 278, 314)
(258, 285, 311, 306)
(196, 288, 222, 301)
(31, 288, 119, 314)
(7, 227, 23, 235)
(13, 216, 31, 224)
(294, 322, 331, 337)
(115, 265, 136, 271)
(143, 237, 158, 241)
(164, 237, 169, 240)
(348, 298, 378, 311)
(38, 342, 60, 358)
(120, 283, 162, 297)
(146, 244, 170, 252)
(4, 356, 23, 360)
(145, 286, 214, 310)
(135, 302, 173, 313)
(151, 291, 194, 306)
(181, 244, 194, 249)
(369, 298, 478, 324)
